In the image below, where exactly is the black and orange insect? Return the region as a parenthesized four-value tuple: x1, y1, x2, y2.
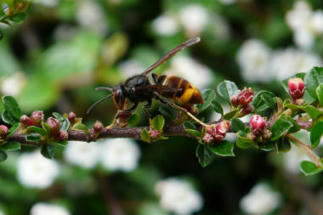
(87, 37, 206, 127)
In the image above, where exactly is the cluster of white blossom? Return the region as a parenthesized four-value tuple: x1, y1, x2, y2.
(152, 4, 229, 38)
(240, 183, 281, 215)
(0, 72, 25, 97)
(30, 203, 70, 215)
(155, 178, 203, 215)
(237, 39, 322, 82)
(284, 143, 310, 174)
(17, 150, 60, 189)
(76, 0, 108, 35)
(64, 138, 141, 172)
(286, 1, 323, 49)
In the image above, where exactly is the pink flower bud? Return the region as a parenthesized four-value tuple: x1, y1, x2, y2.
(28, 111, 44, 126)
(93, 121, 103, 133)
(46, 117, 61, 136)
(149, 129, 160, 139)
(230, 95, 239, 107)
(58, 130, 68, 141)
(288, 78, 305, 100)
(202, 133, 214, 144)
(250, 115, 266, 135)
(20, 114, 30, 125)
(0, 125, 8, 139)
(237, 88, 254, 107)
(68, 112, 76, 123)
(206, 121, 230, 141)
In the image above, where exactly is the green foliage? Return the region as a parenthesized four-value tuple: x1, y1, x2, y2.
(140, 128, 151, 143)
(151, 115, 165, 132)
(316, 84, 323, 106)
(195, 144, 214, 167)
(217, 80, 238, 103)
(2, 96, 22, 120)
(304, 67, 323, 101)
(210, 141, 235, 157)
(2, 141, 20, 152)
(252, 90, 276, 114)
(198, 89, 217, 112)
(310, 121, 323, 148)
(270, 117, 294, 141)
(230, 118, 247, 133)
(299, 161, 322, 176)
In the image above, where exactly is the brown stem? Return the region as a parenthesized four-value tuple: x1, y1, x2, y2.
(287, 134, 321, 167)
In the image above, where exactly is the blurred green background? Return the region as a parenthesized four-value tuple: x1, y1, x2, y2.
(0, 0, 322, 215)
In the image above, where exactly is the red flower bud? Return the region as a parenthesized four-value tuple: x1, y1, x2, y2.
(202, 133, 214, 144)
(149, 129, 160, 139)
(230, 95, 239, 107)
(250, 115, 266, 135)
(46, 117, 61, 136)
(57, 130, 68, 141)
(20, 114, 30, 125)
(240, 104, 254, 115)
(28, 111, 44, 126)
(68, 112, 76, 123)
(93, 121, 103, 133)
(288, 78, 305, 100)
(206, 121, 230, 141)
(237, 88, 254, 107)
(0, 125, 8, 139)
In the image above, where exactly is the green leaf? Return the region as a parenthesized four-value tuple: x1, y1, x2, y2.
(304, 67, 323, 100)
(41, 145, 54, 159)
(195, 144, 214, 167)
(2, 142, 21, 152)
(158, 105, 176, 119)
(1, 111, 17, 125)
(151, 115, 165, 132)
(185, 129, 201, 137)
(301, 104, 323, 120)
(72, 123, 89, 134)
(212, 100, 223, 114)
(270, 117, 294, 141)
(275, 137, 291, 153)
(197, 89, 217, 112)
(26, 134, 41, 143)
(60, 118, 70, 131)
(128, 114, 140, 126)
(259, 142, 275, 152)
(299, 161, 322, 176)
(236, 133, 255, 149)
(281, 115, 300, 133)
(210, 140, 235, 157)
(2, 96, 22, 120)
(7, 122, 20, 138)
(252, 90, 276, 113)
(316, 84, 323, 106)
(310, 121, 323, 148)
(52, 112, 64, 121)
(183, 121, 197, 130)
(231, 118, 247, 132)
(217, 80, 238, 103)
(140, 128, 151, 143)
(223, 109, 238, 120)
(9, 12, 27, 22)
(27, 126, 47, 136)
(0, 150, 7, 162)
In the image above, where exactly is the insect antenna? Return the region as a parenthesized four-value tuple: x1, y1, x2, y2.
(86, 94, 113, 114)
(95, 87, 113, 91)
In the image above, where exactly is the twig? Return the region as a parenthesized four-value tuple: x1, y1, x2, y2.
(287, 134, 321, 167)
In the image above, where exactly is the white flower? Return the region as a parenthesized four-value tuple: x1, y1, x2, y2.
(285, 1, 312, 32)
(268, 48, 321, 80)
(77, 1, 108, 35)
(152, 14, 180, 36)
(31, 203, 70, 215)
(155, 178, 203, 215)
(165, 56, 213, 89)
(64, 141, 100, 169)
(284, 144, 310, 174)
(1, 73, 25, 96)
(17, 150, 60, 189)
(119, 59, 145, 79)
(293, 29, 314, 49)
(99, 138, 140, 172)
(218, 0, 235, 5)
(0, 210, 5, 215)
(240, 183, 281, 215)
(310, 10, 323, 34)
(179, 4, 208, 35)
(237, 39, 271, 82)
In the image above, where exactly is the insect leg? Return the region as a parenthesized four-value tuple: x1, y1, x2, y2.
(154, 92, 208, 127)
(125, 102, 138, 112)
